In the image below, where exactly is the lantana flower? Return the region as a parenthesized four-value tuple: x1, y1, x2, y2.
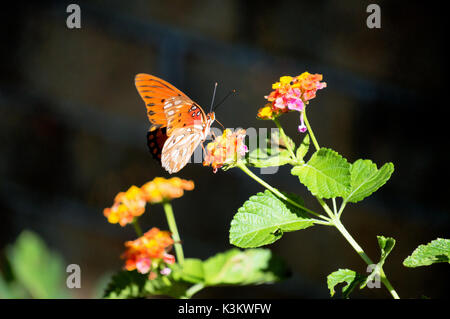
(121, 227, 175, 279)
(141, 177, 194, 204)
(259, 72, 326, 132)
(203, 129, 248, 173)
(103, 186, 146, 227)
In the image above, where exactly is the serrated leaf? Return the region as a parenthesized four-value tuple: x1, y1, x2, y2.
(327, 269, 365, 298)
(229, 190, 315, 248)
(345, 160, 394, 203)
(203, 248, 289, 286)
(291, 148, 351, 199)
(296, 134, 310, 161)
(360, 236, 396, 289)
(403, 238, 450, 268)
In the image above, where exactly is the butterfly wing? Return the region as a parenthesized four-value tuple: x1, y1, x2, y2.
(136, 73, 211, 173)
(147, 127, 168, 163)
(161, 126, 205, 174)
(135, 73, 193, 130)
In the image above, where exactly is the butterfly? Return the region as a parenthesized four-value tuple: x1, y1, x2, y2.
(135, 73, 216, 174)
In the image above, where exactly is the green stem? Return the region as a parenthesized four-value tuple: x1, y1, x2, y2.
(273, 118, 296, 159)
(163, 201, 185, 265)
(272, 113, 400, 298)
(337, 201, 347, 219)
(237, 163, 331, 224)
(302, 110, 320, 151)
(132, 218, 143, 237)
(332, 217, 400, 299)
(332, 198, 337, 215)
(185, 283, 205, 299)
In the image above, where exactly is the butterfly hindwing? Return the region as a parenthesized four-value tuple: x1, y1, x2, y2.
(161, 126, 204, 173)
(147, 127, 168, 163)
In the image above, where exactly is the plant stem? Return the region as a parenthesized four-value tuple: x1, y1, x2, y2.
(272, 111, 400, 299)
(132, 218, 143, 237)
(185, 283, 205, 299)
(163, 201, 185, 265)
(273, 118, 297, 159)
(237, 163, 331, 224)
(332, 216, 400, 299)
(302, 110, 320, 151)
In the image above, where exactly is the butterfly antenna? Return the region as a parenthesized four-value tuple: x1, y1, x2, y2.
(215, 118, 225, 129)
(209, 82, 218, 113)
(213, 89, 236, 112)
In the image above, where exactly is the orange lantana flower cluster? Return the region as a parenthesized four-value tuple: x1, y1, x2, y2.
(103, 186, 146, 227)
(203, 129, 248, 173)
(121, 227, 175, 278)
(257, 72, 326, 132)
(103, 177, 194, 226)
(141, 177, 194, 204)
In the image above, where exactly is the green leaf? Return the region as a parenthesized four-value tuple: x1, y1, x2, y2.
(229, 190, 315, 248)
(345, 159, 394, 203)
(203, 248, 289, 286)
(6, 230, 68, 298)
(327, 269, 365, 298)
(403, 238, 450, 268)
(247, 148, 292, 167)
(360, 236, 396, 289)
(296, 134, 310, 162)
(246, 130, 295, 168)
(103, 270, 147, 298)
(103, 270, 192, 299)
(291, 148, 351, 199)
(177, 258, 205, 284)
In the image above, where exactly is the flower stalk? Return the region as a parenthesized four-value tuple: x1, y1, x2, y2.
(163, 201, 185, 265)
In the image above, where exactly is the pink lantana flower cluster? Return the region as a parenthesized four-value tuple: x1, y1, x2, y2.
(260, 72, 326, 133)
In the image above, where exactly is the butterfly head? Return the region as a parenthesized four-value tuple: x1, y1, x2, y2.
(207, 112, 216, 123)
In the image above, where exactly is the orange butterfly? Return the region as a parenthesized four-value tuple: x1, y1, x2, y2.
(135, 74, 216, 174)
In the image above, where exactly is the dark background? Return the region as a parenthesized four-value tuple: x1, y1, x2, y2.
(0, 0, 448, 298)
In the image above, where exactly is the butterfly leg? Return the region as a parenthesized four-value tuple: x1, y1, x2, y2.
(201, 143, 207, 159)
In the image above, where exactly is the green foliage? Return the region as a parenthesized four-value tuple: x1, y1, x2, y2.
(229, 190, 315, 248)
(327, 269, 365, 298)
(247, 130, 295, 168)
(291, 148, 351, 199)
(360, 236, 396, 289)
(403, 238, 450, 267)
(103, 270, 191, 299)
(203, 248, 288, 286)
(104, 248, 288, 299)
(2, 230, 68, 298)
(176, 258, 204, 284)
(345, 159, 394, 203)
(296, 134, 310, 162)
(247, 147, 292, 168)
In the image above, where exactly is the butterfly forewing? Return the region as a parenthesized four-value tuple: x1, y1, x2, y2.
(135, 73, 192, 130)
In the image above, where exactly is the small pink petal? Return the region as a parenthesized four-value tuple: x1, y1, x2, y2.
(160, 267, 172, 276)
(136, 257, 151, 274)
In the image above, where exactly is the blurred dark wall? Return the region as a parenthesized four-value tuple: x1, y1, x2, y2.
(0, 1, 448, 298)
